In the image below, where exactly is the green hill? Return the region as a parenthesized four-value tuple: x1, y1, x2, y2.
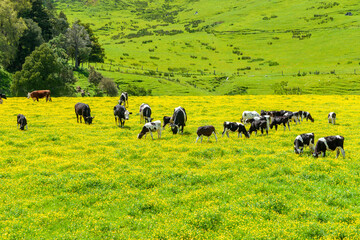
(55, 0, 360, 95)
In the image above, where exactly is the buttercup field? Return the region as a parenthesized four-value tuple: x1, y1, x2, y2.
(1, 96, 359, 239)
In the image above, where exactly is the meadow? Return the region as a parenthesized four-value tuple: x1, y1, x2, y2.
(0, 95, 360, 239)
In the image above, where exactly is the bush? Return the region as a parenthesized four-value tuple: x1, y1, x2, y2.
(99, 78, 118, 97)
(125, 85, 152, 96)
(88, 66, 103, 86)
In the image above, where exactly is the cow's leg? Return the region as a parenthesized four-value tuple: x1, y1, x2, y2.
(121, 120, 124, 128)
(150, 131, 154, 140)
(283, 123, 286, 131)
(227, 131, 230, 138)
(322, 151, 326, 157)
(238, 132, 241, 138)
(195, 135, 200, 143)
(275, 125, 278, 131)
(158, 128, 161, 138)
(213, 132, 218, 142)
(208, 136, 210, 142)
(222, 128, 226, 137)
(340, 147, 345, 158)
(76, 114, 79, 123)
(336, 148, 340, 158)
(287, 122, 290, 131)
(334, 119, 336, 125)
(200, 136, 203, 143)
(181, 125, 184, 134)
(36, 97, 39, 102)
(254, 130, 257, 136)
(266, 128, 268, 136)
(260, 127, 263, 135)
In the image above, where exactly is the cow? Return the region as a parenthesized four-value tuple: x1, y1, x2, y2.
(0, 93, 6, 104)
(114, 104, 132, 127)
(163, 116, 171, 129)
(139, 103, 153, 123)
(328, 112, 336, 125)
(283, 111, 300, 125)
(195, 125, 217, 143)
(119, 92, 128, 107)
(17, 114, 27, 130)
(241, 111, 260, 124)
(170, 106, 187, 134)
(222, 122, 249, 138)
(137, 120, 161, 139)
(299, 111, 314, 122)
(248, 120, 268, 136)
(245, 115, 270, 131)
(313, 135, 345, 158)
(27, 90, 52, 102)
(75, 103, 94, 124)
(270, 116, 290, 131)
(294, 133, 315, 154)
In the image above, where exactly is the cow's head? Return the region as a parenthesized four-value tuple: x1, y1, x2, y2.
(27, 92, 31, 99)
(294, 146, 303, 154)
(85, 116, 95, 124)
(171, 124, 179, 134)
(124, 110, 132, 120)
(307, 113, 314, 122)
(145, 117, 153, 123)
(138, 126, 149, 139)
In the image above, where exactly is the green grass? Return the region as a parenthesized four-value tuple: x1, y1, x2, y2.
(54, 0, 360, 95)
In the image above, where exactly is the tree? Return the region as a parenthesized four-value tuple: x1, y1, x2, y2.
(88, 66, 103, 86)
(11, 43, 75, 96)
(99, 78, 118, 96)
(77, 21, 105, 63)
(66, 23, 91, 69)
(0, 0, 26, 69)
(51, 11, 69, 37)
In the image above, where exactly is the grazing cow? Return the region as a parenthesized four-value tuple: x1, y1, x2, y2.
(170, 106, 187, 134)
(241, 111, 260, 124)
(27, 90, 52, 102)
(294, 133, 315, 154)
(222, 122, 249, 138)
(328, 112, 336, 125)
(248, 120, 268, 136)
(313, 135, 345, 158)
(137, 120, 161, 139)
(270, 116, 290, 131)
(75, 103, 94, 124)
(299, 111, 314, 122)
(0, 93, 6, 104)
(283, 111, 300, 125)
(119, 92, 129, 107)
(17, 114, 27, 130)
(139, 103, 153, 123)
(114, 104, 132, 127)
(163, 116, 171, 129)
(196, 125, 217, 143)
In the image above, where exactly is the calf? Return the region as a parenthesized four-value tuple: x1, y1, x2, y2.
(163, 116, 171, 129)
(137, 120, 161, 140)
(170, 106, 187, 134)
(0, 93, 6, 104)
(270, 116, 290, 131)
(17, 114, 27, 130)
(75, 103, 94, 124)
(139, 103, 153, 123)
(114, 104, 132, 127)
(222, 122, 249, 138)
(248, 120, 268, 136)
(294, 133, 315, 154)
(195, 125, 217, 143)
(313, 135, 345, 158)
(299, 111, 314, 122)
(241, 111, 260, 124)
(119, 92, 128, 107)
(328, 112, 336, 125)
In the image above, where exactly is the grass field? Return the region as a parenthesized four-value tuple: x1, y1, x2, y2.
(54, 0, 360, 95)
(1, 96, 360, 238)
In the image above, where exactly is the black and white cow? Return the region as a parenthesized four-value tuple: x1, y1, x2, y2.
(139, 103, 153, 123)
(119, 92, 128, 107)
(270, 116, 290, 131)
(163, 116, 171, 129)
(17, 114, 28, 130)
(241, 111, 260, 124)
(75, 103, 94, 124)
(114, 104, 132, 127)
(313, 135, 345, 158)
(299, 111, 314, 122)
(0, 93, 6, 104)
(170, 106, 187, 134)
(328, 112, 336, 125)
(195, 125, 217, 143)
(294, 133, 315, 154)
(137, 120, 161, 140)
(248, 120, 268, 136)
(222, 122, 249, 138)
(283, 111, 300, 125)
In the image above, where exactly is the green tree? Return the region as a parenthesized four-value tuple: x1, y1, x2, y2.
(99, 78, 118, 96)
(77, 21, 105, 63)
(88, 66, 103, 86)
(11, 43, 75, 97)
(66, 23, 91, 69)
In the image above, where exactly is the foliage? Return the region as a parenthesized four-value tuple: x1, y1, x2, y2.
(99, 77, 118, 96)
(272, 81, 302, 95)
(11, 43, 75, 97)
(66, 23, 91, 69)
(0, 67, 11, 94)
(124, 84, 152, 96)
(88, 66, 103, 86)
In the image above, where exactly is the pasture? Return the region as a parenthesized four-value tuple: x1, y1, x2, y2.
(0, 95, 360, 239)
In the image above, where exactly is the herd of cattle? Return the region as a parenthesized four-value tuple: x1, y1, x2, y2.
(3, 90, 346, 159)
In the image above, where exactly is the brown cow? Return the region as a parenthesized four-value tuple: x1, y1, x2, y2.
(27, 90, 52, 102)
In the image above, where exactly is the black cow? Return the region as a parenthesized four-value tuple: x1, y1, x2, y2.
(75, 103, 94, 124)
(313, 135, 345, 158)
(114, 104, 132, 127)
(17, 114, 27, 130)
(163, 116, 171, 129)
(0, 93, 6, 104)
(294, 133, 315, 154)
(139, 103, 153, 123)
(270, 116, 290, 131)
(195, 125, 217, 143)
(119, 92, 128, 107)
(222, 122, 249, 138)
(328, 112, 336, 125)
(248, 120, 268, 136)
(170, 106, 187, 134)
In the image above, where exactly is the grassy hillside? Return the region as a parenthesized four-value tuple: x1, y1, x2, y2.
(54, 0, 360, 95)
(0, 95, 359, 238)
